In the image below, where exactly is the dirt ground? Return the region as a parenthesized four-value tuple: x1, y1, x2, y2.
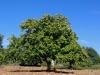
(0, 66, 100, 75)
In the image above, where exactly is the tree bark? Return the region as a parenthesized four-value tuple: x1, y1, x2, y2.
(46, 61, 51, 71)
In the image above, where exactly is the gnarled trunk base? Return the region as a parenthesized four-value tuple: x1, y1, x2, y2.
(46, 61, 51, 71)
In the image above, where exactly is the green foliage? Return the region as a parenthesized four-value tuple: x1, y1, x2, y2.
(0, 34, 4, 64)
(8, 35, 21, 61)
(57, 41, 89, 69)
(0, 34, 4, 48)
(83, 47, 100, 65)
(7, 14, 88, 70)
(0, 50, 4, 64)
(82, 64, 100, 70)
(7, 35, 42, 66)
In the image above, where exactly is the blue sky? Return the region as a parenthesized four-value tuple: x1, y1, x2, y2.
(0, 0, 100, 54)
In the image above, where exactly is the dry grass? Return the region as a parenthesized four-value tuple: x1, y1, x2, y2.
(0, 66, 100, 75)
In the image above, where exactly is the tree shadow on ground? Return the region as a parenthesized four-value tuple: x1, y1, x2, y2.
(10, 69, 74, 74)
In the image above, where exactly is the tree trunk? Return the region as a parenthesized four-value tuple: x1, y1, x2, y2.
(68, 61, 75, 69)
(46, 61, 51, 71)
(69, 63, 72, 69)
(68, 61, 73, 69)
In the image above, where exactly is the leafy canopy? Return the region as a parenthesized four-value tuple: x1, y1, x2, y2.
(84, 47, 100, 65)
(7, 14, 88, 70)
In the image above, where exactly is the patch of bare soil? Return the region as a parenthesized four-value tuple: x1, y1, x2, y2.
(0, 66, 100, 75)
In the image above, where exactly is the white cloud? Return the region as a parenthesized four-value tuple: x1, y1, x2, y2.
(79, 40, 90, 44)
(2, 38, 9, 48)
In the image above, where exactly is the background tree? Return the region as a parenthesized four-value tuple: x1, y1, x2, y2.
(57, 40, 88, 69)
(0, 34, 3, 48)
(8, 14, 88, 71)
(4, 35, 21, 64)
(0, 34, 4, 64)
(83, 47, 100, 65)
(7, 35, 42, 66)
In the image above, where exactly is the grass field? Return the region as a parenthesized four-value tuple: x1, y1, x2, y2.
(82, 65, 100, 70)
